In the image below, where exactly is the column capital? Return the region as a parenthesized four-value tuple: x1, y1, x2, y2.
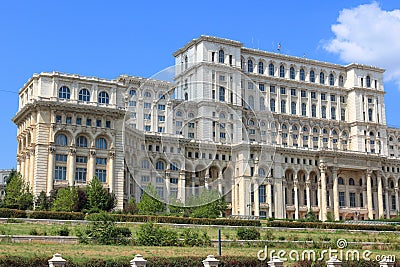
(49, 146, 56, 153)
(90, 149, 96, 156)
(108, 150, 116, 158)
(69, 147, 76, 155)
(366, 169, 373, 177)
(394, 187, 398, 193)
(30, 148, 35, 156)
(319, 162, 327, 172)
(165, 170, 171, 177)
(179, 170, 186, 176)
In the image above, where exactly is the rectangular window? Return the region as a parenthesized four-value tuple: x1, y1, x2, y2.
(141, 176, 150, 183)
(54, 166, 66, 181)
(188, 132, 195, 138)
(129, 101, 136, 106)
(158, 127, 164, 133)
(95, 169, 106, 183)
(86, 118, 92, 126)
(158, 104, 165, 110)
(259, 83, 265, 91)
(76, 156, 88, 163)
(220, 132, 226, 138)
(301, 90, 306, 97)
(350, 192, 356, 207)
(144, 114, 151, 120)
(144, 102, 151, 109)
(176, 121, 182, 127)
(96, 157, 107, 165)
(106, 120, 111, 128)
(270, 85, 276, 93)
(311, 92, 316, 99)
(156, 177, 164, 183)
(290, 88, 296, 96)
(248, 82, 253, 90)
(158, 115, 165, 122)
(280, 87, 286, 94)
(55, 154, 67, 162)
(156, 186, 164, 198)
(66, 117, 72, 124)
(249, 129, 256, 135)
(229, 55, 233, 65)
(340, 96, 346, 103)
(96, 119, 102, 127)
(219, 75, 225, 81)
(339, 192, 345, 207)
(55, 115, 62, 123)
(321, 93, 326, 101)
(330, 95, 336, 102)
(259, 185, 266, 203)
(76, 117, 82, 125)
(144, 125, 151, 131)
(188, 122, 195, 128)
(75, 168, 87, 183)
(392, 195, 396, 210)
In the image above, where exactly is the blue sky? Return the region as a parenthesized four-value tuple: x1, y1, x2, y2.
(1, 0, 400, 169)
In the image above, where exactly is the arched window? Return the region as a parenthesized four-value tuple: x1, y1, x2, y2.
(219, 86, 225, 102)
(55, 134, 67, 146)
(184, 93, 188, 101)
(321, 106, 326, 118)
(338, 177, 344, 185)
(248, 96, 254, 109)
(323, 128, 328, 134)
(270, 98, 276, 112)
(290, 67, 295, 79)
(312, 127, 318, 133)
(78, 89, 90, 102)
(310, 70, 315, 82)
(300, 68, 305, 81)
(332, 129, 338, 135)
(141, 159, 150, 169)
(76, 136, 88, 147)
(184, 56, 188, 69)
(258, 61, 264, 74)
(331, 107, 336, 120)
(144, 91, 151, 98)
(349, 178, 355, 185)
(156, 160, 165, 170)
(366, 75, 371, 87)
(291, 102, 296, 115)
(258, 168, 266, 177)
(301, 103, 307, 116)
(170, 162, 179, 171)
(282, 124, 287, 129)
(176, 110, 182, 117)
(260, 97, 265, 110)
(319, 72, 325, 84)
(281, 100, 286, 113)
(248, 60, 253, 72)
(368, 109, 373, 121)
(329, 74, 334, 86)
(248, 119, 255, 126)
(269, 63, 275, 76)
(311, 104, 317, 117)
(129, 89, 136, 96)
(279, 65, 285, 78)
(188, 113, 194, 118)
(292, 125, 298, 131)
(98, 91, 109, 104)
(390, 181, 395, 188)
(95, 137, 107, 149)
(218, 49, 224, 63)
(58, 86, 70, 99)
(339, 75, 344, 87)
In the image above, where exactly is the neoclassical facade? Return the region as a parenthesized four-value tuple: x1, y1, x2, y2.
(13, 35, 400, 220)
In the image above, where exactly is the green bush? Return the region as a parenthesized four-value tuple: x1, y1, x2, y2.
(266, 220, 398, 231)
(28, 211, 85, 220)
(181, 228, 211, 246)
(236, 227, 261, 240)
(135, 222, 178, 246)
(0, 208, 27, 218)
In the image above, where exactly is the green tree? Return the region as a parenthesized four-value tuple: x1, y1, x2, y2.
(187, 189, 227, 218)
(137, 183, 165, 215)
(34, 191, 50, 211)
(85, 176, 116, 212)
(4, 170, 33, 210)
(52, 187, 78, 212)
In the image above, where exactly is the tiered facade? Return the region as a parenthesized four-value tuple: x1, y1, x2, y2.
(13, 36, 400, 220)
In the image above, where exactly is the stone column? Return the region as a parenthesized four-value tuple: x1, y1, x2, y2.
(366, 169, 373, 219)
(204, 170, 209, 190)
(267, 178, 273, 218)
(46, 146, 55, 195)
(395, 187, 399, 213)
(165, 170, 171, 202)
(67, 148, 76, 187)
(217, 170, 223, 194)
(87, 149, 96, 184)
(319, 162, 328, 221)
(332, 167, 339, 221)
(20, 156, 25, 179)
(25, 152, 30, 183)
(253, 176, 260, 217)
(108, 151, 115, 193)
(29, 148, 35, 190)
(191, 173, 196, 195)
(377, 172, 384, 218)
(385, 186, 390, 219)
(178, 171, 186, 204)
(294, 176, 299, 220)
(306, 176, 311, 211)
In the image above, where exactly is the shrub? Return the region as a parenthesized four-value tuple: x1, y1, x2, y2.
(28, 211, 85, 220)
(181, 228, 211, 247)
(135, 222, 178, 246)
(236, 227, 260, 240)
(0, 208, 26, 218)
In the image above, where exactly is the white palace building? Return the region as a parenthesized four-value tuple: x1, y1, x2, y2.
(13, 35, 400, 221)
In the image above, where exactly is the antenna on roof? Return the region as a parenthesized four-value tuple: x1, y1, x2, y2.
(277, 42, 281, 53)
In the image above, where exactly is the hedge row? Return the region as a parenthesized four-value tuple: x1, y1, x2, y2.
(0, 256, 395, 267)
(88, 213, 262, 227)
(266, 220, 399, 231)
(0, 209, 85, 221)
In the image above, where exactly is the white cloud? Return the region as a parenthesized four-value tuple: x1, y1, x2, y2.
(324, 2, 400, 86)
